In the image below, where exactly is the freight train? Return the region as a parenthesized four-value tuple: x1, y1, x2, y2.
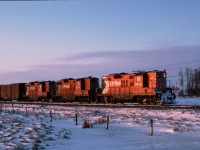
(0, 70, 176, 104)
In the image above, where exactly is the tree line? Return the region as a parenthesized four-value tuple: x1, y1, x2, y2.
(178, 67, 200, 96)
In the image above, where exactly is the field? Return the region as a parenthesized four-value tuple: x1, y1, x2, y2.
(0, 97, 200, 150)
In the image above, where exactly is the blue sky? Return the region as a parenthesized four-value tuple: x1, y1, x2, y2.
(0, 0, 200, 86)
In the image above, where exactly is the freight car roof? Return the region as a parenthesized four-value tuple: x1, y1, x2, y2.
(0, 82, 26, 86)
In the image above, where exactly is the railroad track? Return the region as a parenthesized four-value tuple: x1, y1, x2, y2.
(1, 101, 200, 110)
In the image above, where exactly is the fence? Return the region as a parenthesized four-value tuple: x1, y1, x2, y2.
(0, 102, 156, 136)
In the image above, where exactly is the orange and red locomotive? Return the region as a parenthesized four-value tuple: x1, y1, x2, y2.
(53, 77, 99, 102)
(24, 81, 56, 101)
(101, 70, 166, 104)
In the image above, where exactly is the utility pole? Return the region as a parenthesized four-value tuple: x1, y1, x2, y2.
(168, 80, 171, 88)
(176, 82, 178, 97)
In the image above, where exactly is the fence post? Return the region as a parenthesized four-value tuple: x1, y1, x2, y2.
(76, 113, 78, 125)
(12, 103, 14, 114)
(50, 111, 52, 122)
(25, 107, 28, 117)
(106, 116, 109, 130)
(150, 118, 153, 136)
(0, 102, 2, 112)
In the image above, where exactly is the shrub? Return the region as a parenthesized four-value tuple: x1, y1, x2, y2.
(82, 120, 91, 128)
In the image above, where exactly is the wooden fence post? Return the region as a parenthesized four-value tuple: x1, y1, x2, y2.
(76, 113, 78, 125)
(106, 116, 109, 130)
(0, 102, 2, 112)
(150, 118, 153, 136)
(50, 111, 52, 122)
(25, 107, 28, 117)
(12, 103, 14, 114)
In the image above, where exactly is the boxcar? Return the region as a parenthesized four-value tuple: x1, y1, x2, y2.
(101, 70, 166, 104)
(0, 83, 26, 101)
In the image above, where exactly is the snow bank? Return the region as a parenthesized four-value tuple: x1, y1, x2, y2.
(176, 97, 200, 105)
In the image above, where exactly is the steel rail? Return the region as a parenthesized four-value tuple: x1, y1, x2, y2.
(1, 101, 200, 110)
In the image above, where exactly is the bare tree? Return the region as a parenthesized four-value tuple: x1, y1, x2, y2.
(179, 66, 200, 97)
(178, 69, 184, 96)
(193, 68, 200, 96)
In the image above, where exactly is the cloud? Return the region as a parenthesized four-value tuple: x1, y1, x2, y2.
(1, 45, 200, 85)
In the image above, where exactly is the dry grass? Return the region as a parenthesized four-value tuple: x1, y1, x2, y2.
(82, 120, 91, 128)
(173, 127, 179, 132)
(93, 117, 107, 125)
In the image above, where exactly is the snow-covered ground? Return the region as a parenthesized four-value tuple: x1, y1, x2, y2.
(0, 97, 200, 150)
(176, 97, 200, 105)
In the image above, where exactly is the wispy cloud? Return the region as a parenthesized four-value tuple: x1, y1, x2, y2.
(1, 45, 200, 84)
